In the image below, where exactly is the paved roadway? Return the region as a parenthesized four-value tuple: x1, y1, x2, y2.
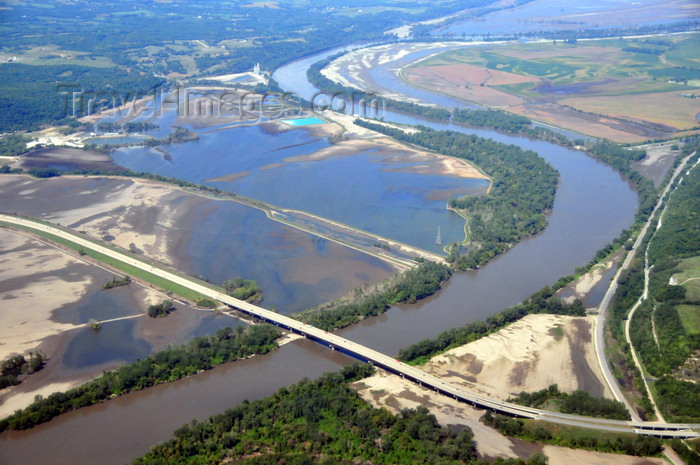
(593, 152, 696, 423)
(1, 213, 698, 439)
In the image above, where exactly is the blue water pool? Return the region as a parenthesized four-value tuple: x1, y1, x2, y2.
(282, 117, 326, 126)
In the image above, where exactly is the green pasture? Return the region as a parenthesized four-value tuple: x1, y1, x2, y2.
(676, 305, 700, 336)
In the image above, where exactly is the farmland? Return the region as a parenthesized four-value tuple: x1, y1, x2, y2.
(404, 34, 700, 142)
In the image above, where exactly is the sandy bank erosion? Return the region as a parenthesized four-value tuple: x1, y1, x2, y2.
(421, 314, 612, 400)
(0, 230, 88, 360)
(352, 372, 664, 465)
(0, 175, 208, 267)
(0, 224, 251, 417)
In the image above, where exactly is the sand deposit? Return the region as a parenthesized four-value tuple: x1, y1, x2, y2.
(420, 314, 611, 399)
(0, 230, 88, 360)
(353, 371, 665, 465)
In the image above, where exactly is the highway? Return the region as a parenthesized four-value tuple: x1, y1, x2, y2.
(593, 151, 696, 422)
(1, 213, 699, 439)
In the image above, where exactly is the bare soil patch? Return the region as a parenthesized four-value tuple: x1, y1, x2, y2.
(631, 141, 681, 187)
(560, 91, 699, 132)
(419, 314, 611, 400)
(12, 147, 126, 172)
(0, 230, 87, 360)
(282, 136, 489, 181)
(0, 175, 209, 265)
(353, 371, 664, 465)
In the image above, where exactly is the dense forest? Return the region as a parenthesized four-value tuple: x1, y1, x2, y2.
(630, 145, 700, 422)
(0, 324, 281, 432)
(482, 411, 662, 457)
(0, 0, 493, 132)
(508, 384, 631, 420)
(605, 140, 700, 421)
(398, 286, 585, 363)
(354, 119, 558, 270)
(296, 261, 452, 331)
(0, 63, 164, 132)
(670, 439, 700, 465)
(0, 134, 28, 157)
(133, 363, 546, 465)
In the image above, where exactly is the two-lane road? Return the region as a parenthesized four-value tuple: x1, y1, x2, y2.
(594, 151, 697, 422)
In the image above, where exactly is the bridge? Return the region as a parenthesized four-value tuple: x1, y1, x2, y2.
(2, 213, 698, 439)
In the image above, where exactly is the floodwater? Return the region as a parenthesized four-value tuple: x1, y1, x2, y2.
(1, 17, 643, 465)
(172, 199, 396, 314)
(0, 340, 352, 465)
(437, 0, 699, 37)
(83, 135, 152, 146)
(110, 122, 486, 252)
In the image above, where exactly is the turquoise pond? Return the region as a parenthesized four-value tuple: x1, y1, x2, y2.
(282, 117, 326, 126)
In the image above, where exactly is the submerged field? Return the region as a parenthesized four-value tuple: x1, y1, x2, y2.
(404, 34, 700, 142)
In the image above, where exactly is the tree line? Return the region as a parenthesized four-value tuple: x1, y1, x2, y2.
(295, 261, 452, 331)
(630, 145, 700, 422)
(508, 384, 631, 420)
(482, 411, 662, 457)
(307, 56, 574, 146)
(0, 351, 46, 390)
(398, 286, 585, 364)
(0, 134, 28, 157)
(0, 324, 281, 432)
(0, 63, 164, 132)
(354, 119, 558, 270)
(133, 362, 514, 465)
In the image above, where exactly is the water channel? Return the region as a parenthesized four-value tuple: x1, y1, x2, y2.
(0, 43, 638, 464)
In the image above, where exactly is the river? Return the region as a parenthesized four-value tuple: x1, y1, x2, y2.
(0, 43, 638, 465)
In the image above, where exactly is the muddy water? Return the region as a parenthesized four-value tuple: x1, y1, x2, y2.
(110, 122, 485, 252)
(0, 340, 352, 465)
(436, 0, 698, 37)
(173, 199, 396, 313)
(275, 46, 637, 354)
(1, 43, 638, 464)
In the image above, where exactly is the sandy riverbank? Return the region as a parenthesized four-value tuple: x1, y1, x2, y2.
(352, 371, 664, 465)
(0, 230, 86, 360)
(282, 135, 490, 181)
(556, 249, 623, 308)
(420, 314, 612, 399)
(631, 141, 681, 188)
(321, 42, 475, 103)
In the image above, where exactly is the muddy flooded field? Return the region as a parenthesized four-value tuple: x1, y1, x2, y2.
(0, 174, 397, 314)
(0, 226, 242, 418)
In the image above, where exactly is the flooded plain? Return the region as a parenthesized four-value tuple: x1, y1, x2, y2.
(0, 15, 646, 464)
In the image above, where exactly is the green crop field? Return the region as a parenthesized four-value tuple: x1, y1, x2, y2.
(677, 305, 700, 336)
(407, 33, 700, 141)
(672, 256, 700, 302)
(665, 35, 700, 69)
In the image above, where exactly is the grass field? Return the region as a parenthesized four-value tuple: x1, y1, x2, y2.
(560, 91, 700, 130)
(405, 33, 700, 142)
(677, 305, 700, 336)
(672, 256, 700, 302)
(1, 45, 116, 68)
(665, 34, 700, 69)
